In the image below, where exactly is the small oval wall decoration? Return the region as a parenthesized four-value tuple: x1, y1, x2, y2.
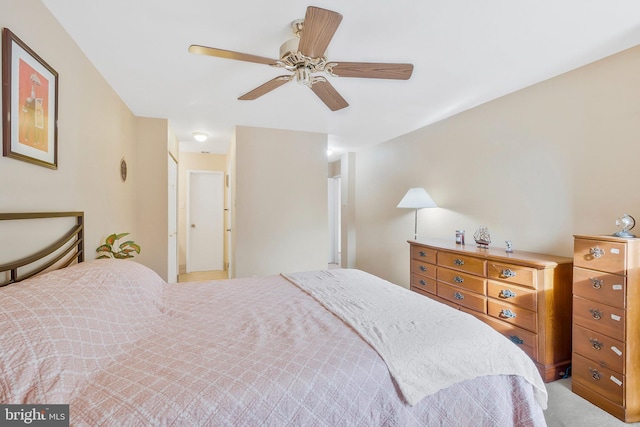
(120, 158, 128, 182)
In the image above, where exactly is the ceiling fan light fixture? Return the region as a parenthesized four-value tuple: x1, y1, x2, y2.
(295, 65, 312, 86)
(279, 38, 300, 60)
(192, 132, 208, 142)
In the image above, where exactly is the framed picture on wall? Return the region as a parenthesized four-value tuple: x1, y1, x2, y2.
(2, 28, 59, 169)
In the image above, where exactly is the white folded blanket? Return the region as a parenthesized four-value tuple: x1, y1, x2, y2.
(282, 269, 547, 408)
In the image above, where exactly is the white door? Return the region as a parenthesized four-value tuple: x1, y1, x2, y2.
(167, 155, 178, 283)
(187, 170, 224, 272)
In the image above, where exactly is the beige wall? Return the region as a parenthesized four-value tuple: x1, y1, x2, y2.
(134, 117, 171, 279)
(0, 1, 173, 280)
(355, 44, 640, 288)
(234, 126, 328, 278)
(0, 0, 137, 263)
(177, 152, 228, 272)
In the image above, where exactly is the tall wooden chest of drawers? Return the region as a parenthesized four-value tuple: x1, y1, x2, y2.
(572, 234, 640, 422)
(409, 239, 573, 382)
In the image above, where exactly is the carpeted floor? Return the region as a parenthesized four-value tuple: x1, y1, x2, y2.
(544, 378, 640, 426)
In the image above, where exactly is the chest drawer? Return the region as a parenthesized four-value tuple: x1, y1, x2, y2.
(475, 312, 538, 361)
(487, 280, 537, 311)
(411, 245, 437, 264)
(437, 268, 486, 294)
(411, 260, 436, 278)
(574, 238, 627, 274)
(411, 273, 436, 294)
(573, 267, 625, 309)
(437, 251, 486, 276)
(437, 282, 486, 313)
(487, 263, 537, 288)
(573, 296, 625, 342)
(573, 352, 625, 406)
(487, 299, 537, 333)
(573, 324, 625, 374)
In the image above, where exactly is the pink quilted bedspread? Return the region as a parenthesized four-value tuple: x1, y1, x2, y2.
(0, 260, 546, 426)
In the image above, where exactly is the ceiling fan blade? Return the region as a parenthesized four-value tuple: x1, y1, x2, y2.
(310, 80, 348, 111)
(298, 6, 343, 59)
(328, 62, 414, 80)
(238, 76, 292, 100)
(189, 45, 279, 66)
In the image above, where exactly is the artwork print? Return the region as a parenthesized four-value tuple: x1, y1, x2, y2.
(2, 28, 58, 169)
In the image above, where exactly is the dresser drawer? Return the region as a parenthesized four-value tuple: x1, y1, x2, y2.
(411, 273, 436, 294)
(573, 324, 625, 374)
(487, 280, 537, 311)
(411, 245, 437, 264)
(411, 260, 436, 278)
(437, 282, 486, 313)
(437, 268, 486, 294)
(573, 352, 625, 406)
(475, 312, 538, 361)
(488, 262, 537, 288)
(437, 251, 486, 276)
(573, 296, 625, 342)
(573, 267, 625, 309)
(574, 238, 627, 274)
(487, 299, 537, 333)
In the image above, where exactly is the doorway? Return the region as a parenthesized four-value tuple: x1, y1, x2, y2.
(328, 176, 341, 266)
(186, 170, 224, 273)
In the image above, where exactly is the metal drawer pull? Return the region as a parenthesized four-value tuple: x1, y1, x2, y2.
(500, 309, 517, 319)
(589, 338, 603, 351)
(419, 266, 427, 272)
(419, 251, 427, 257)
(454, 258, 465, 266)
(589, 278, 603, 289)
(500, 289, 516, 299)
(453, 276, 464, 283)
(589, 246, 604, 258)
(454, 292, 464, 300)
(419, 279, 427, 286)
(509, 335, 524, 345)
(589, 308, 603, 320)
(502, 269, 517, 278)
(589, 367, 601, 381)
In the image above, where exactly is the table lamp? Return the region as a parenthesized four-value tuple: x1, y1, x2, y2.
(397, 188, 437, 239)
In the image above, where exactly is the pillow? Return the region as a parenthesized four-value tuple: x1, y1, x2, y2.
(0, 259, 167, 403)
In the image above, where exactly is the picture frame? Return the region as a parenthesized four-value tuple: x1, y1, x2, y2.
(2, 28, 58, 169)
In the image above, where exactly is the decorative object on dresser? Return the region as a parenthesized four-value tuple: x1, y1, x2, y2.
(396, 187, 437, 239)
(613, 213, 635, 238)
(473, 226, 491, 248)
(571, 234, 640, 422)
(409, 239, 573, 382)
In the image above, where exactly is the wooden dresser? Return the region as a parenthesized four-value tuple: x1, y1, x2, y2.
(571, 234, 640, 422)
(409, 239, 573, 382)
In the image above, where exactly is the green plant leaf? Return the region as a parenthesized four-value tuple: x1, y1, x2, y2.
(96, 255, 112, 259)
(115, 232, 130, 240)
(129, 243, 141, 254)
(119, 240, 135, 249)
(105, 233, 118, 246)
(96, 244, 112, 253)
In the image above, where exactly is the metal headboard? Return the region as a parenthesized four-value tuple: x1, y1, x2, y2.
(0, 212, 84, 286)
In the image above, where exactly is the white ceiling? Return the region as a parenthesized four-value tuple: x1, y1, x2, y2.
(42, 1, 640, 160)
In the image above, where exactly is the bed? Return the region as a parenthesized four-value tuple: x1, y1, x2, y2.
(0, 212, 548, 426)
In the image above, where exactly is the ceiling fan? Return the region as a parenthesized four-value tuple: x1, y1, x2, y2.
(188, 6, 414, 111)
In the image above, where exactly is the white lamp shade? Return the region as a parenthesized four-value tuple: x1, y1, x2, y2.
(397, 188, 437, 209)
